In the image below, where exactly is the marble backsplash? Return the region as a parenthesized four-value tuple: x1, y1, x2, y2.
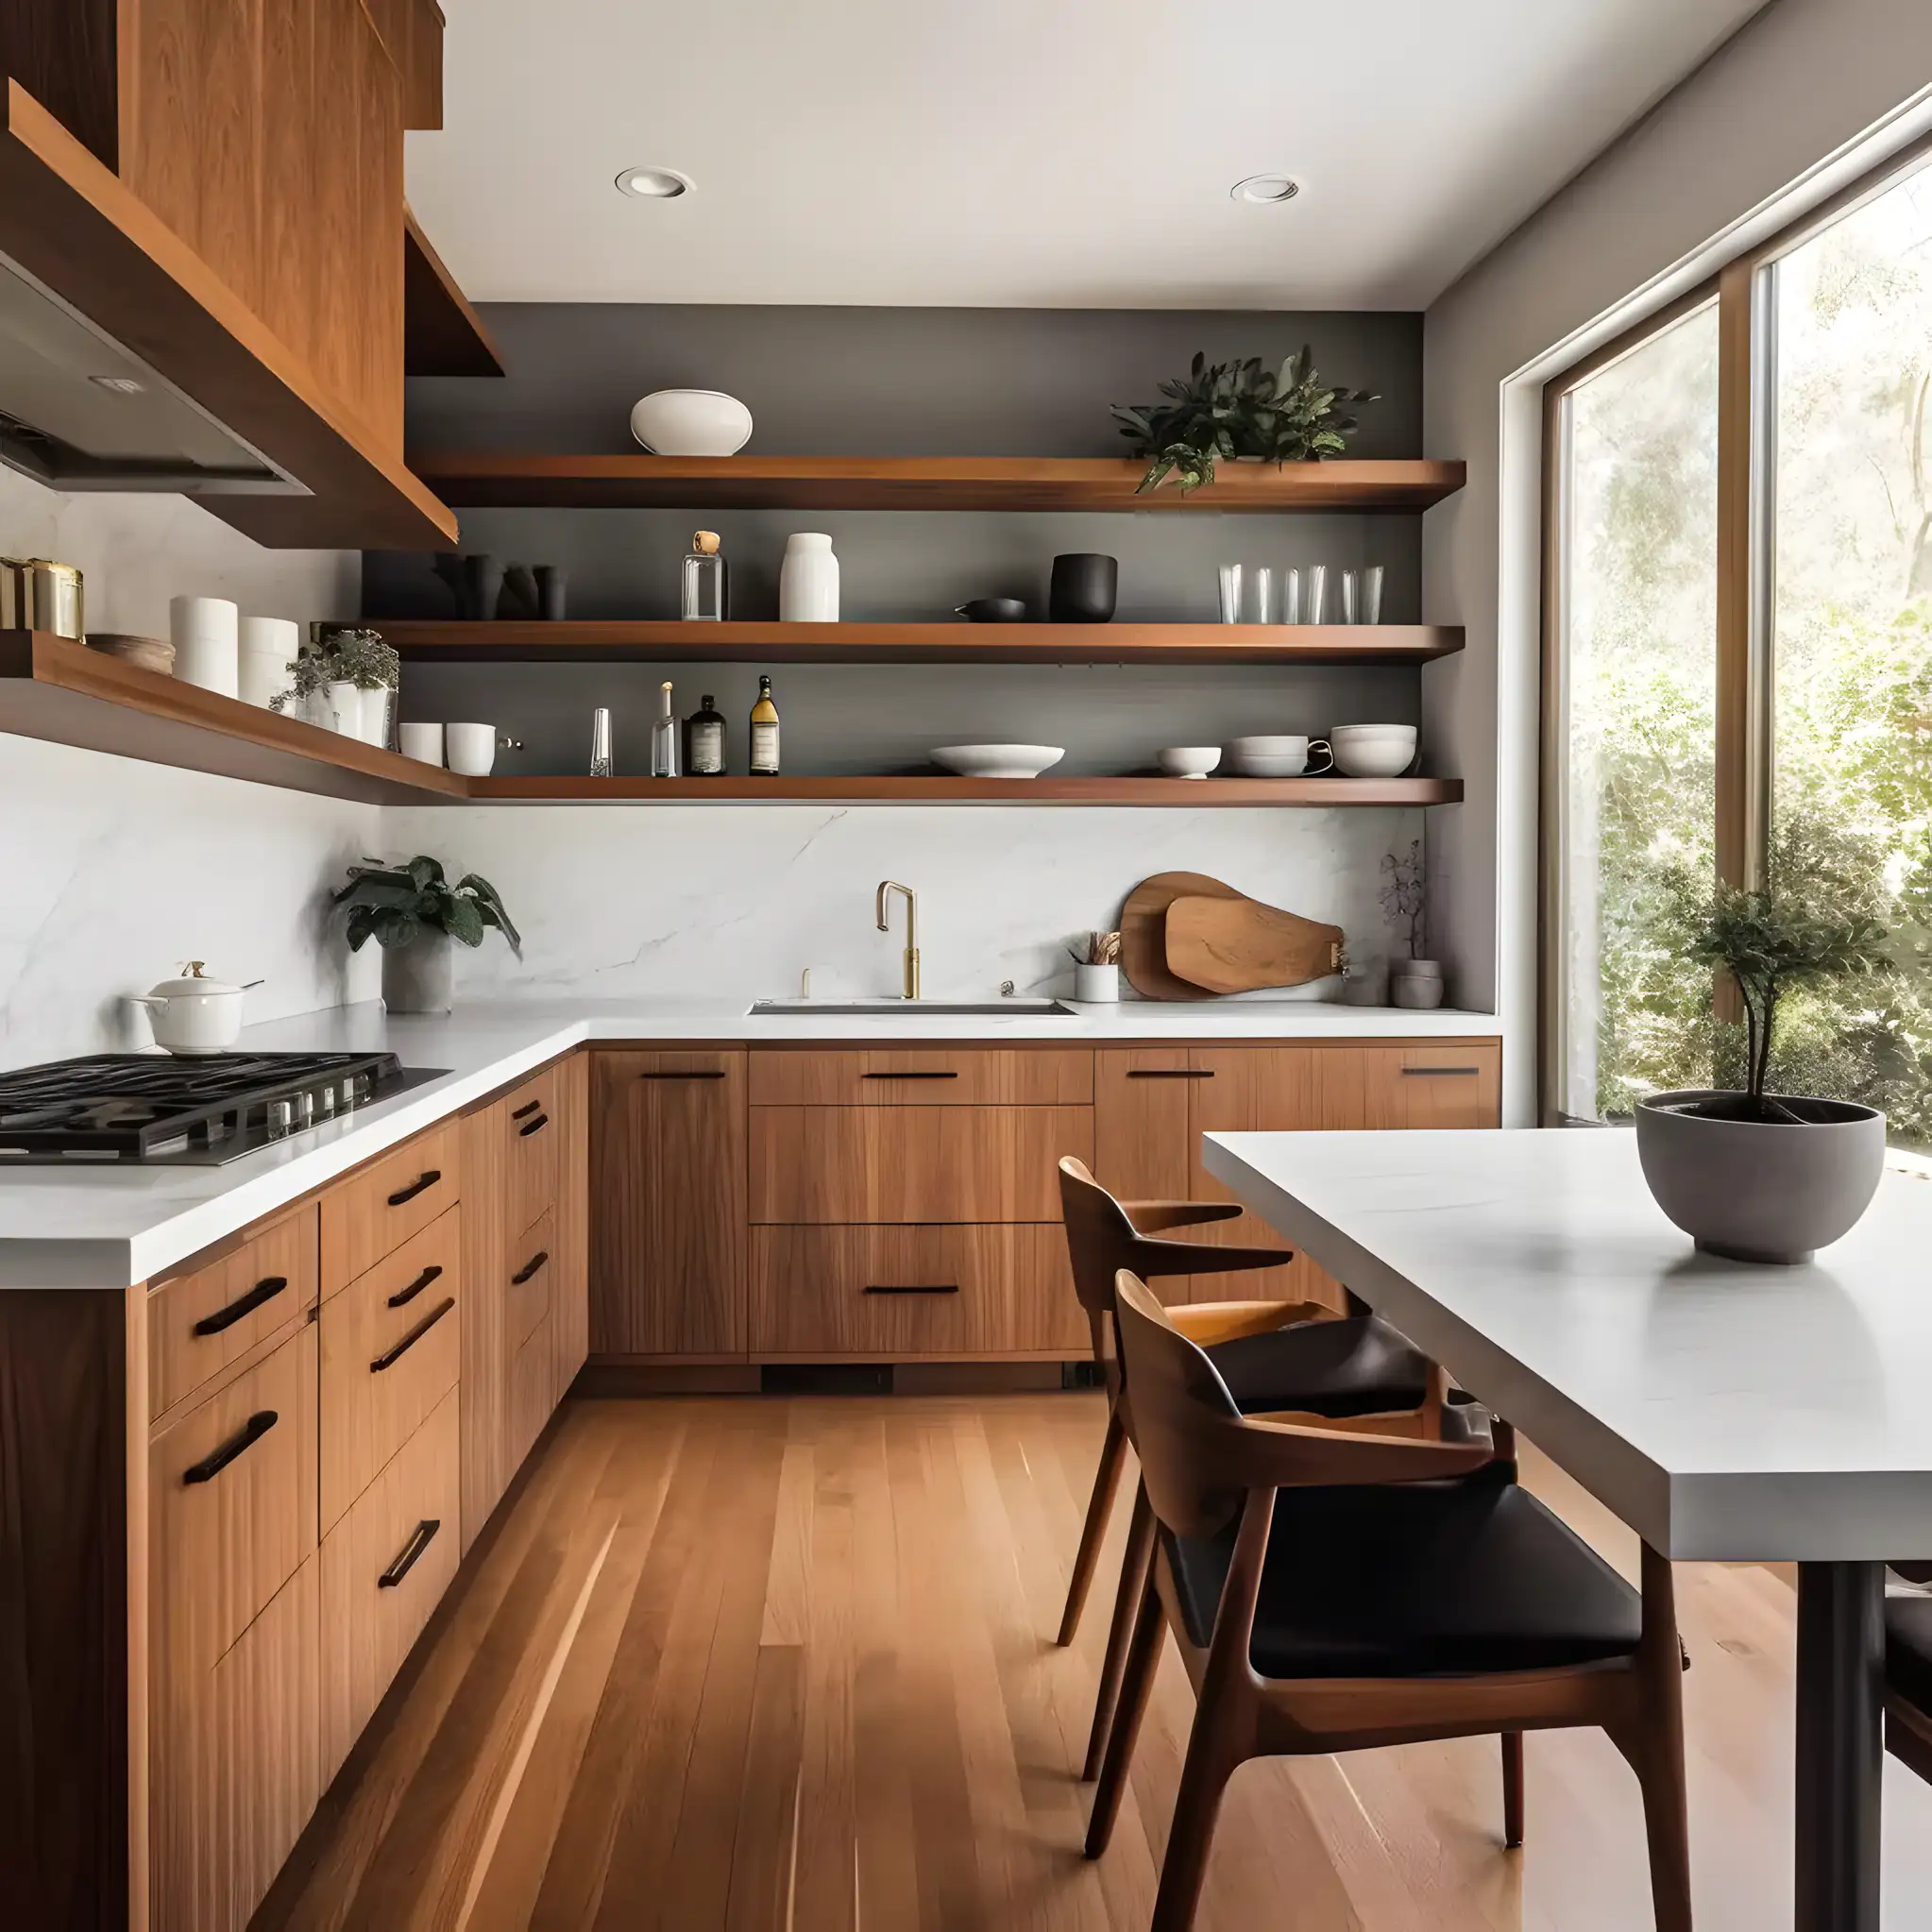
(377, 803, 1425, 1006)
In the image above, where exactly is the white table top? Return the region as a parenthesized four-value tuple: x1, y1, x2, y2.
(1203, 1127, 1932, 1563)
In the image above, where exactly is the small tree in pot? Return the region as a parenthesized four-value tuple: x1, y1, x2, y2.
(1636, 822, 1891, 1262)
(334, 856, 519, 1014)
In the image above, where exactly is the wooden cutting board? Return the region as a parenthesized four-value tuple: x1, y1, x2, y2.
(1163, 893, 1344, 994)
(1118, 873, 1244, 1000)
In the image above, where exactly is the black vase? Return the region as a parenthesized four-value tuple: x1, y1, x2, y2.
(1049, 552, 1117, 623)
(461, 553, 504, 622)
(534, 565, 568, 622)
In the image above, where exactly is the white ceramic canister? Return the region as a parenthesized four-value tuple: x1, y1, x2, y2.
(1076, 963, 1121, 1003)
(446, 722, 497, 776)
(779, 534, 839, 622)
(398, 721, 446, 766)
(237, 616, 298, 709)
(170, 595, 239, 698)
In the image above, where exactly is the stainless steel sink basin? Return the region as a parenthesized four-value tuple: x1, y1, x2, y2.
(748, 998, 1075, 1016)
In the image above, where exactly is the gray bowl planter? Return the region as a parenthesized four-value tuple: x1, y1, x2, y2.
(1635, 1089, 1885, 1263)
(381, 929, 456, 1015)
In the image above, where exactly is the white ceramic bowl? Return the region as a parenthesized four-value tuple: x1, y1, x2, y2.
(931, 744, 1065, 779)
(1330, 722, 1416, 741)
(1332, 738, 1417, 778)
(629, 388, 754, 456)
(1228, 734, 1320, 777)
(1158, 746, 1222, 779)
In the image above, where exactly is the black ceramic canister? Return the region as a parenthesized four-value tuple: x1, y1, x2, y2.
(1048, 552, 1118, 623)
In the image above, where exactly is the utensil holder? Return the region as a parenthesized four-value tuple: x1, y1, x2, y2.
(1075, 963, 1120, 1003)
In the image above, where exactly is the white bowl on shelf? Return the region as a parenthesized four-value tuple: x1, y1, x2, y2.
(1330, 723, 1417, 777)
(931, 744, 1065, 779)
(1157, 746, 1222, 779)
(629, 389, 754, 456)
(1227, 734, 1329, 777)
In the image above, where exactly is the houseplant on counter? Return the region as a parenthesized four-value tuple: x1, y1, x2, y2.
(1635, 823, 1891, 1263)
(334, 856, 520, 1014)
(1110, 345, 1377, 495)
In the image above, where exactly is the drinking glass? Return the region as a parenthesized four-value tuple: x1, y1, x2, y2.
(1250, 566, 1275, 625)
(1361, 564, 1384, 625)
(1216, 563, 1243, 624)
(1306, 564, 1329, 625)
(1343, 569, 1361, 625)
(1279, 567, 1300, 624)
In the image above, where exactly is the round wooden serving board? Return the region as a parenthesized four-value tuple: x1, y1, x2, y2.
(1118, 872, 1243, 1000)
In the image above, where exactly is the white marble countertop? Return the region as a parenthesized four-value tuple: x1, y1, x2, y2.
(1204, 1126, 1932, 1562)
(0, 996, 1499, 1291)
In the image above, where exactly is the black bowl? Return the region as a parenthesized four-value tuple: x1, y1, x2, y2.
(955, 598, 1028, 622)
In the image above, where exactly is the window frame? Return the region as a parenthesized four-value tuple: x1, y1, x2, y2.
(1537, 137, 1932, 1126)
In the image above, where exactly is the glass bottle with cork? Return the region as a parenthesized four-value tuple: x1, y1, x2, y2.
(681, 532, 727, 620)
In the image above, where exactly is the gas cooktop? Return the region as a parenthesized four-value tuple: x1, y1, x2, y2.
(0, 1051, 447, 1164)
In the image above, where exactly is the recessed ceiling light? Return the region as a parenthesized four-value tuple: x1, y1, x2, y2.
(1231, 175, 1300, 205)
(616, 166, 692, 199)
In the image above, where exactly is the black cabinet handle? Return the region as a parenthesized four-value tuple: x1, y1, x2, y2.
(517, 1113, 551, 1137)
(378, 1518, 442, 1589)
(1127, 1069, 1215, 1079)
(192, 1274, 289, 1337)
(182, 1409, 278, 1484)
(370, 1296, 454, 1373)
(510, 1098, 543, 1120)
(1399, 1066, 1482, 1077)
(386, 1168, 443, 1208)
(864, 1282, 960, 1296)
(862, 1071, 958, 1080)
(636, 1071, 727, 1080)
(511, 1248, 551, 1287)
(387, 1263, 444, 1310)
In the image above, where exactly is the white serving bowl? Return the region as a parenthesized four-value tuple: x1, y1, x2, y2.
(1332, 737, 1418, 778)
(1158, 746, 1222, 779)
(629, 388, 754, 456)
(1330, 722, 1416, 741)
(1228, 734, 1321, 777)
(932, 744, 1065, 779)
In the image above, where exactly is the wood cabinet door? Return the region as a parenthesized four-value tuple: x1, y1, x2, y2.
(1093, 1048, 1198, 1305)
(457, 1105, 506, 1551)
(591, 1050, 748, 1358)
(550, 1051, 591, 1402)
(1360, 1042, 1503, 1128)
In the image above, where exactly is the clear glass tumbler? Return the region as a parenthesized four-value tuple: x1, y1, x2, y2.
(1279, 567, 1300, 624)
(1250, 567, 1274, 625)
(1217, 564, 1243, 624)
(1306, 564, 1329, 624)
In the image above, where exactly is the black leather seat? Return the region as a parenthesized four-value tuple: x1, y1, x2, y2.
(1205, 1313, 1432, 1418)
(1163, 1463, 1642, 1678)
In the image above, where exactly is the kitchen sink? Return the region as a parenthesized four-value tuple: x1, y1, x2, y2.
(748, 998, 1076, 1016)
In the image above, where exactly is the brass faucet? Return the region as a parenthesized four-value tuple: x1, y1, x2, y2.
(875, 880, 920, 999)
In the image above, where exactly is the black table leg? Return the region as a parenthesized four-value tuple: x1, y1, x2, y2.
(1794, 1561, 1885, 1930)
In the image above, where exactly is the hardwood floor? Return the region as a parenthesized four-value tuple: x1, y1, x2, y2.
(253, 1393, 1932, 1931)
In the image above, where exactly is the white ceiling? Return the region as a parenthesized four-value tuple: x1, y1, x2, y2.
(410, 0, 1765, 311)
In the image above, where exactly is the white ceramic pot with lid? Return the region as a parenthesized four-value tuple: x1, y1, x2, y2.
(129, 961, 263, 1055)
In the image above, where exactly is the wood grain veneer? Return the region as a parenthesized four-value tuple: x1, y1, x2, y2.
(549, 1053, 591, 1403)
(502, 1065, 562, 1239)
(748, 1045, 1093, 1107)
(456, 1102, 508, 1551)
(319, 1120, 460, 1290)
(0, 0, 118, 166)
(403, 204, 504, 375)
(466, 773, 1465, 806)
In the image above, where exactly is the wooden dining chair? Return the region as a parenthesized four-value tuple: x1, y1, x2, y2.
(1089, 1268, 1693, 1932)
(1055, 1156, 1441, 1777)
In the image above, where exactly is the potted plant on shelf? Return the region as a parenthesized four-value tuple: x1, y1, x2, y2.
(1635, 824, 1891, 1263)
(334, 856, 520, 1014)
(1380, 840, 1442, 1008)
(1110, 345, 1378, 494)
(273, 627, 399, 744)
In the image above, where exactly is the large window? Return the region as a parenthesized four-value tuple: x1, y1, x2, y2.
(1545, 148, 1932, 1135)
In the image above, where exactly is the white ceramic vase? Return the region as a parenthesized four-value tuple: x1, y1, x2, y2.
(779, 534, 839, 622)
(237, 617, 298, 710)
(629, 389, 753, 455)
(170, 595, 239, 698)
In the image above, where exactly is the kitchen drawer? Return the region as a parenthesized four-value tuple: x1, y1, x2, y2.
(750, 1226, 1087, 1357)
(750, 1047, 1093, 1107)
(1362, 1042, 1502, 1128)
(502, 1064, 562, 1237)
(751, 1105, 1092, 1224)
(507, 1207, 555, 1353)
(320, 1384, 461, 1784)
(320, 1120, 460, 1290)
(320, 1204, 463, 1531)
(508, 1318, 553, 1473)
(152, 1317, 318, 1675)
(148, 1204, 318, 1419)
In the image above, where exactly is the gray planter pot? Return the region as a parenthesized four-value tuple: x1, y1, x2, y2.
(381, 929, 457, 1015)
(1635, 1089, 1885, 1263)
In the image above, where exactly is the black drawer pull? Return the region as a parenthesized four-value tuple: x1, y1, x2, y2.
(386, 1168, 443, 1208)
(192, 1274, 289, 1336)
(387, 1263, 444, 1309)
(511, 1248, 551, 1287)
(379, 1518, 442, 1589)
(510, 1098, 543, 1120)
(517, 1113, 551, 1137)
(864, 1282, 960, 1296)
(370, 1297, 454, 1373)
(1127, 1068, 1214, 1079)
(636, 1070, 727, 1080)
(862, 1071, 958, 1080)
(182, 1409, 278, 1485)
(1399, 1066, 1482, 1077)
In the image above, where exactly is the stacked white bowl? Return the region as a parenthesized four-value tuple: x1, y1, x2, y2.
(1330, 723, 1417, 777)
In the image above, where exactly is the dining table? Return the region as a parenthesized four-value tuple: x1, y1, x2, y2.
(1202, 1124, 1932, 1932)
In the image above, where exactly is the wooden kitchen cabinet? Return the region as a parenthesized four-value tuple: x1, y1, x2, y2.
(592, 1049, 749, 1358)
(551, 1050, 591, 1401)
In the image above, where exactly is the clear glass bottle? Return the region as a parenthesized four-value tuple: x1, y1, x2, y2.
(749, 675, 780, 776)
(681, 530, 727, 620)
(589, 706, 613, 777)
(686, 693, 725, 775)
(651, 680, 680, 776)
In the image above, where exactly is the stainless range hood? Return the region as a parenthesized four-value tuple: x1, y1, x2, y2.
(0, 248, 300, 496)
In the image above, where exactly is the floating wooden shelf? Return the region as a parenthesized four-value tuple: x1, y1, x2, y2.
(466, 775, 1463, 806)
(0, 632, 466, 804)
(380, 620, 1465, 666)
(406, 453, 1466, 515)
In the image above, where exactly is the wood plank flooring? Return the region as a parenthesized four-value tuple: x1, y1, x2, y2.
(253, 1393, 1932, 1931)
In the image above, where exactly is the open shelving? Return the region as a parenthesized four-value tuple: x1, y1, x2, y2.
(467, 775, 1463, 805)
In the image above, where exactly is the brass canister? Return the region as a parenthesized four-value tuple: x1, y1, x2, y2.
(19, 559, 83, 638)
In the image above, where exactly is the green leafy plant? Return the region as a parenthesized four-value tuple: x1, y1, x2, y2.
(1110, 346, 1377, 494)
(1669, 822, 1890, 1118)
(271, 628, 398, 713)
(333, 856, 520, 955)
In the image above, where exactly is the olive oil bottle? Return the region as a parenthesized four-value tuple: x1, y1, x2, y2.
(749, 675, 780, 776)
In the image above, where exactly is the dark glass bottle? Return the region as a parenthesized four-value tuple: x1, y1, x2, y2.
(686, 693, 726, 775)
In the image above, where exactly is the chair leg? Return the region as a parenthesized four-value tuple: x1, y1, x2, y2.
(1631, 1543, 1693, 1932)
(1149, 1691, 1243, 1932)
(1085, 1559, 1165, 1858)
(1500, 1731, 1524, 1849)
(1083, 1483, 1154, 1781)
(1059, 1403, 1127, 1646)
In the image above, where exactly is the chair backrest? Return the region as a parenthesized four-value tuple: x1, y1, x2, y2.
(1057, 1157, 1148, 1320)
